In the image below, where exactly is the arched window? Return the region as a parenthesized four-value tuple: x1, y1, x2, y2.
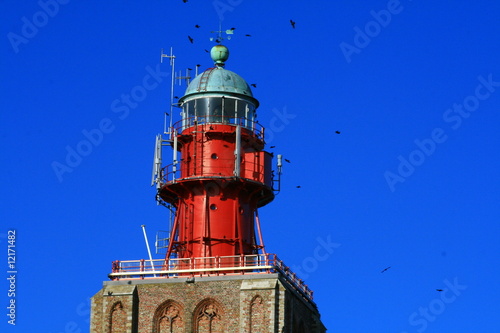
(193, 298, 224, 333)
(153, 300, 184, 333)
(250, 295, 265, 333)
(109, 301, 126, 333)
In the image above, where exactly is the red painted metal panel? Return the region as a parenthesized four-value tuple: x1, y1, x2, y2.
(243, 151, 273, 187)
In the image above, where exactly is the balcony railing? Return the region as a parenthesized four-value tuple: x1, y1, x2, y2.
(158, 160, 273, 186)
(171, 116, 265, 141)
(109, 253, 313, 301)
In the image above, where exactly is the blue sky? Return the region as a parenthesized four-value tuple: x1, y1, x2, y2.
(1, 0, 499, 332)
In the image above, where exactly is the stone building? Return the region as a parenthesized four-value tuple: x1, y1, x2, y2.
(91, 273, 325, 332)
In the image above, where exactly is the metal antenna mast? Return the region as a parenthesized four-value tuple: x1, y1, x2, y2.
(160, 47, 175, 135)
(176, 69, 191, 86)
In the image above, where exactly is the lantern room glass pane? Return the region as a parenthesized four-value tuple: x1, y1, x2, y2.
(223, 98, 236, 123)
(182, 96, 256, 130)
(207, 97, 223, 123)
(195, 98, 208, 122)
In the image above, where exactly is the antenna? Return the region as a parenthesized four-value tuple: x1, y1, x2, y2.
(175, 68, 192, 86)
(160, 48, 176, 134)
(210, 22, 234, 43)
(161, 48, 194, 135)
(274, 154, 283, 193)
(151, 134, 163, 188)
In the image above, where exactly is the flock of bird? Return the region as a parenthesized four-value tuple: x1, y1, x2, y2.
(179, 7, 349, 198)
(186, 19, 296, 46)
(179, 0, 448, 294)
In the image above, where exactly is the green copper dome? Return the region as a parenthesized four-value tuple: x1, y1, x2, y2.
(184, 67, 254, 97)
(180, 45, 258, 106)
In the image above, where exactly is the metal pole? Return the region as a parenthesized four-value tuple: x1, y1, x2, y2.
(255, 210, 266, 254)
(275, 154, 283, 192)
(141, 225, 156, 277)
(172, 130, 178, 181)
(169, 47, 175, 132)
(234, 125, 241, 177)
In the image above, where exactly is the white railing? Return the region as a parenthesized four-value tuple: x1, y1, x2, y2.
(109, 253, 313, 301)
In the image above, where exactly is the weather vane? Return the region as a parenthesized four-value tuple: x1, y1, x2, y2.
(210, 22, 234, 44)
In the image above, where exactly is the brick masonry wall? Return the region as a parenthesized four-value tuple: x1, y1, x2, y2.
(136, 279, 241, 332)
(240, 279, 277, 332)
(90, 275, 326, 333)
(90, 289, 103, 333)
(91, 284, 137, 333)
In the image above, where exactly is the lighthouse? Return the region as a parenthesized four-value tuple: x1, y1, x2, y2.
(157, 44, 274, 261)
(90, 42, 326, 332)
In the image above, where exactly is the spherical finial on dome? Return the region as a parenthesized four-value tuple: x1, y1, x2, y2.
(210, 45, 229, 67)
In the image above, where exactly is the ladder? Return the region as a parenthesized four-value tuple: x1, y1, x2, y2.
(198, 67, 216, 92)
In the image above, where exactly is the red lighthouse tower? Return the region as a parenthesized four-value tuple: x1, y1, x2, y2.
(91, 41, 326, 333)
(156, 44, 274, 261)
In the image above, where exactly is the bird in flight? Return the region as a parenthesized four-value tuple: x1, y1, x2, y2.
(290, 19, 296, 29)
(195, 24, 200, 28)
(251, 83, 257, 88)
(270, 145, 276, 148)
(335, 131, 341, 134)
(204, 49, 209, 53)
(182, 0, 188, 3)
(381, 266, 391, 273)
(245, 34, 252, 37)
(296, 185, 301, 188)
(436, 289, 443, 292)
(188, 36, 194, 44)
(284, 158, 291, 163)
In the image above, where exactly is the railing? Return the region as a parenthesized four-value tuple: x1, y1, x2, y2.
(171, 116, 265, 141)
(160, 157, 234, 183)
(109, 253, 313, 301)
(158, 161, 273, 187)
